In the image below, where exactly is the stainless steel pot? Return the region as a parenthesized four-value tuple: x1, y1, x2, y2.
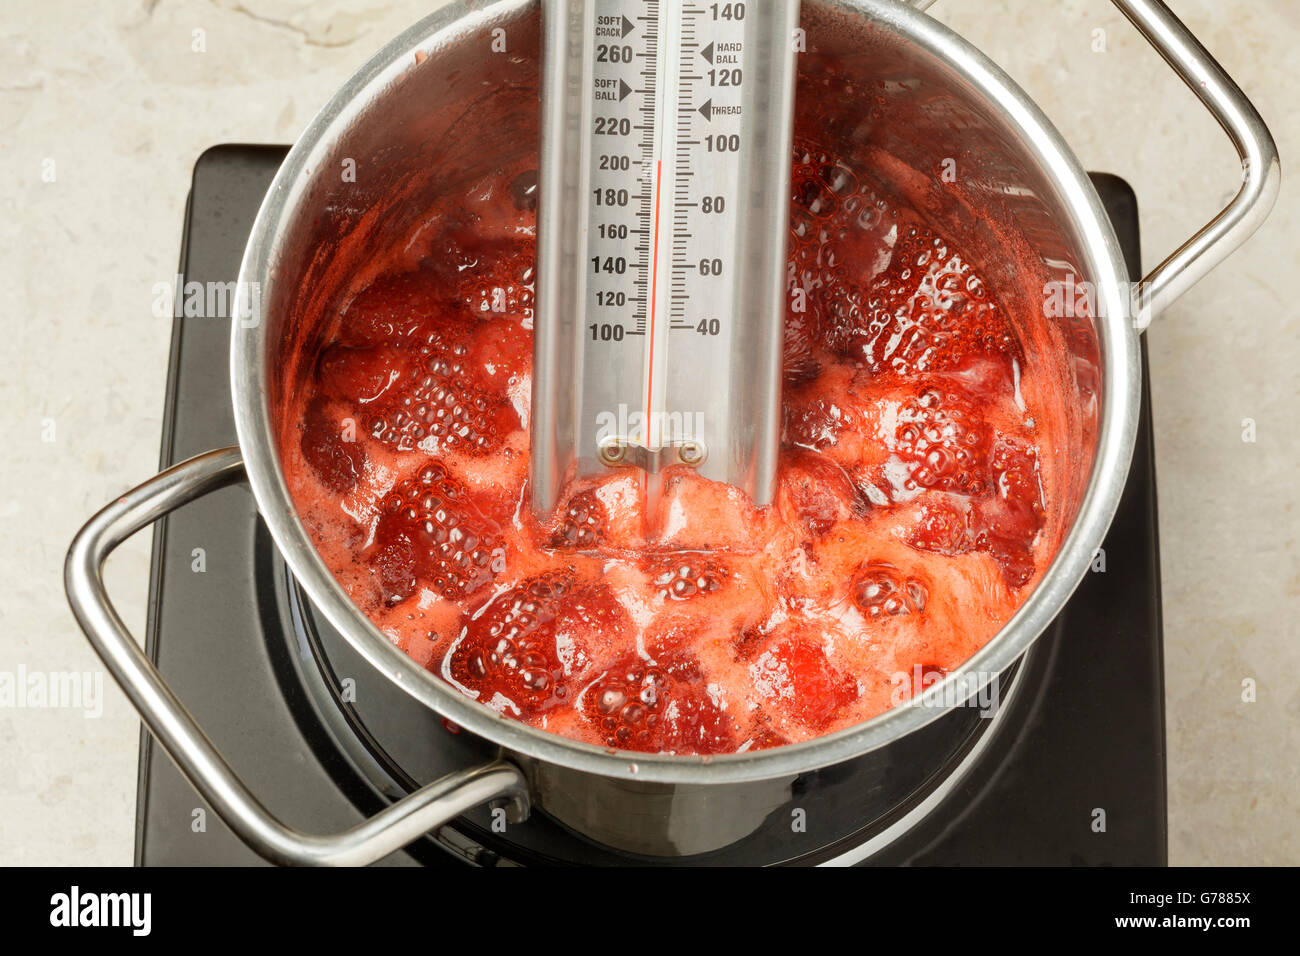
(66, 0, 1277, 865)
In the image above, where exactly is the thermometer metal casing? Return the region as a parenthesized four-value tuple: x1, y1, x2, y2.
(533, 0, 799, 514)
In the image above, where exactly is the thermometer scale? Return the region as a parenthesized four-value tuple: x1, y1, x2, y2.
(532, 0, 800, 513)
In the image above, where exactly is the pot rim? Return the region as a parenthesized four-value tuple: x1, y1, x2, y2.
(231, 0, 1140, 785)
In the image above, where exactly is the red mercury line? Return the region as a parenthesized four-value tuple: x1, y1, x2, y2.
(645, 159, 663, 434)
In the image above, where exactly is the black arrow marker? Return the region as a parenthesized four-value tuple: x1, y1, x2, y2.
(618, 79, 632, 101)
(698, 99, 712, 120)
(622, 15, 634, 37)
(701, 41, 714, 63)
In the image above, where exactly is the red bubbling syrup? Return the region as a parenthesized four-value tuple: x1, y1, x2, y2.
(280, 144, 1058, 755)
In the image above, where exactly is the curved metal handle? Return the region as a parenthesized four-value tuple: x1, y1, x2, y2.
(908, 0, 1280, 328)
(1112, 0, 1279, 327)
(64, 447, 529, 866)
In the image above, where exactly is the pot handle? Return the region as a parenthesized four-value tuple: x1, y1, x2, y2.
(64, 446, 529, 866)
(909, 0, 1280, 328)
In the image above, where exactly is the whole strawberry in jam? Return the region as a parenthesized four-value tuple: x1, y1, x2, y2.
(852, 562, 928, 619)
(548, 489, 607, 551)
(646, 553, 729, 601)
(330, 270, 525, 456)
(337, 271, 445, 348)
(367, 461, 502, 605)
(299, 396, 366, 494)
(751, 636, 859, 730)
(363, 323, 521, 455)
(425, 232, 536, 323)
(316, 344, 411, 406)
(971, 437, 1045, 588)
(826, 222, 1021, 378)
(904, 437, 1046, 588)
(907, 498, 974, 557)
(583, 652, 735, 754)
(779, 449, 870, 537)
(448, 574, 626, 719)
(893, 386, 989, 495)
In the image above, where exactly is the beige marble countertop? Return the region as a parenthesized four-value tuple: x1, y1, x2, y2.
(1, 0, 1295, 865)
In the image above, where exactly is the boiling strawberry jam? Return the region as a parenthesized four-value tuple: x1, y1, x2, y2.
(280, 144, 1059, 755)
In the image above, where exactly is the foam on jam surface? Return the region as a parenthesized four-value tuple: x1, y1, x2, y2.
(280, 145, 1058, 755)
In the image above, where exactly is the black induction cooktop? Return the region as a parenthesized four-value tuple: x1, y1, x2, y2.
(134, 145, 1166, 866)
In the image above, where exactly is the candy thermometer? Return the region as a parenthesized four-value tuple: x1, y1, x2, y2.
(531, 0, 800, 515)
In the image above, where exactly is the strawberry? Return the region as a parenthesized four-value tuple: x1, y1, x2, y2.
(646, 614, 709, 657)
(782, 154, 873, 387)
(367, 461, 502, 604)
(785, 148, 1021, 385)
(448, 575, 625, 719)
(363, 322, 521, 455)
(426, 233, 535, 322)
(315, 344, 411, 405)
(779, 449, 869, 537)
(907, 497, 974, 557)
(329, 267, 525, 456)
(466, 313, 532, 387)
(905, 663, 948, 699)
(743, 723, 791, 752)
(904, 438, 1044, 587)
(338, 271, 447, 348)
(971, 438, 1045, 588)
(368, 519, 418, 604)
(751, 636, 858, 730)
(447, 572, 571, 716)
(828, 224, 1020, 377)
(893, 386, 989, 494)
(989, 436, 1044, 510)
(299, 396, 365, 494)
(852, 562, 928, 619)
(582, 651, 735, 754)
(646, 553, 728, 601)
(783, 365, 879, 458)
(784, 389, 855, 452)
(548, 489, 606, 551)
